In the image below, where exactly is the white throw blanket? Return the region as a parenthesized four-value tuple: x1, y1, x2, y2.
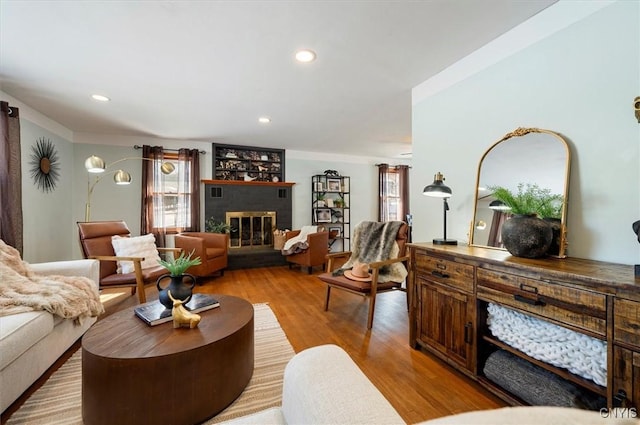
(487, 303, 607, 386)
(0, 240, 104, 323)
(282, 225, 318, 254)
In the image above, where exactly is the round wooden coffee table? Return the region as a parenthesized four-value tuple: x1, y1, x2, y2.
(82, 294, 254, 425)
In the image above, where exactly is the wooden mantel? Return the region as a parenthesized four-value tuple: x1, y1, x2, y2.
(201, 179, 295, 187)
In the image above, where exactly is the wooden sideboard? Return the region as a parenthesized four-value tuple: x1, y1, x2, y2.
(408, 243, 640, 411)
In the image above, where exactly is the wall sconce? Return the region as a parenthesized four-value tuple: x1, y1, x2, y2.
(84, 155, 175, 222)
(423, 172, 457, 245)
(634, 96, 640, 123)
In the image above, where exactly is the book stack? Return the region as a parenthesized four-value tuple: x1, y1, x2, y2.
(134, 293, 220, 326)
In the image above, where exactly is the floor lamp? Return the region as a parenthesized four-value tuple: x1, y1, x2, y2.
(84, 155, 175, 222)
(423, 172, 457, 245)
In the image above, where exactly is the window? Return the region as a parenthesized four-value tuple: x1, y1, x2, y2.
(378, 164, 409, 223)
(155, 153, 192, 232)
(142, 146, 201, 240)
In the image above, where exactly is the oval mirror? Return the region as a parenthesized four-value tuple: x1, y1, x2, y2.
(470, 127, 571, 258)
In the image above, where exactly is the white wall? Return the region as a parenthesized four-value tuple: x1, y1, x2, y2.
(411, 0, 640, 265)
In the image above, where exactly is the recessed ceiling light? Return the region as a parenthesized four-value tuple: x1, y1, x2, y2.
(91, 94, 110, 102)
(295, 49, 316, 63)
(258, 117, 271, 124)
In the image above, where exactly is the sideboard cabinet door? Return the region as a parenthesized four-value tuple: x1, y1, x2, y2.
(416, 276, 475, 373)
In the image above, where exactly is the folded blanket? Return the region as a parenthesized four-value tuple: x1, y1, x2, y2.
(339, 221, 407, 283)
(282, 225, 317, 255)
(0, 239, 104, 323)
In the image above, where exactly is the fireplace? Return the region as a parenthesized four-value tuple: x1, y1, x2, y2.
(204, 180, 293, 268)
(227, 211, 276, 249)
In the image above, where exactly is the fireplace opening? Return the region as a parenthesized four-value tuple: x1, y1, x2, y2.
(226, 211, 276, 249)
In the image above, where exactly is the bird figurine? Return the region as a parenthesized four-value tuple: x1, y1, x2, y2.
(244, 173, 257, 181)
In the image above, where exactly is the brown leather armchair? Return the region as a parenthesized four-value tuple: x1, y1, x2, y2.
(317, 221, 409, 329)
(174, 232, 229, 278)
(77, 221, 180, 303)
(283, 229, 329, 274)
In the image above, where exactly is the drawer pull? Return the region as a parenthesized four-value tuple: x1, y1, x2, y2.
(514, 294, 546, 306)
(431, 270, 450, 279)
(464, 322, 472, 344)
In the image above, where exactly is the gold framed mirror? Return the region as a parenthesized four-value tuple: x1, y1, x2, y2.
(470, 127, 571, 258)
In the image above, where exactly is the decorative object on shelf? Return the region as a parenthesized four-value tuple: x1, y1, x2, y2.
(324, 169, 339, 177)
(168, 290, 201, 329)
(327, 178, 341, 192)
(29, 137, 60, 192)
(423, 172, 457, 245)
(315, 208, 332, 223)
(488, 183, 559, 258)
(156, 251, 201, 309)
(84, 154, 175, 221)
(213, 143, 285, 181)
(500, 214, 552, 258)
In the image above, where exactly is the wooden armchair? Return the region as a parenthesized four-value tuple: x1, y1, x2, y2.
(77, 221, 180, 303)
(283, 228, 329, 274)
(317, 221, 409, 329)
(174, 232, 229, 278)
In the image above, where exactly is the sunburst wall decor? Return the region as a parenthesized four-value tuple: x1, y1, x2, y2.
(29, 137, 60, 192)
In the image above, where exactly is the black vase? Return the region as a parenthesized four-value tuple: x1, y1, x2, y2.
(156, 274, 197, 309)
(501, 214, 553, 259)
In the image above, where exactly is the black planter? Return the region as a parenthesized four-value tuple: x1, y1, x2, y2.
(156, 273, 197, 309)
(501, 214, 553, 259)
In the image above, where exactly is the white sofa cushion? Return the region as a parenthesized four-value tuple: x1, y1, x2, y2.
(281, 344, 405, 425)
(111, 233, 161, 274)
(0, 311, 53, 370)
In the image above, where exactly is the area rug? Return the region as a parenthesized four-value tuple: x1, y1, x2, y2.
(6, 303, 295, 424)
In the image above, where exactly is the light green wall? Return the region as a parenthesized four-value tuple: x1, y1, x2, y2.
(20, 121, 75, 262)
(412, 1, 640, 264)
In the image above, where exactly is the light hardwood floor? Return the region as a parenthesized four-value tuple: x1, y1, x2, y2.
(2, 265, 506, 424)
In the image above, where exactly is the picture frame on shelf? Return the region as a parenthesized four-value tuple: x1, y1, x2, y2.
(315, 208, 332, 223)
(327, 178, 341, 192)
(329, 226, 341, 237)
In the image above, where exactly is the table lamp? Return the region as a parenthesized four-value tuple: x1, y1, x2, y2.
(423, 172, 457, 245)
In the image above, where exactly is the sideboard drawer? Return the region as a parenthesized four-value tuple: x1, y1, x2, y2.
(477, 268, 607, 336)
(414, 255, 474, 293)
(614, 298, 640, 348)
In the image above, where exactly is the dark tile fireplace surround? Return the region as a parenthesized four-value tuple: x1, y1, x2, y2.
(203, 180, 294, 269)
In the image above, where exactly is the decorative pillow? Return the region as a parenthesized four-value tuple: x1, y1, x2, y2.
(111, 234, 161, 274)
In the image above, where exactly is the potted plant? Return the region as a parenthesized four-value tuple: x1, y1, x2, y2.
(205, 217, 233, 234)
(156, 250, 202, 309)
(489, 183, 563, 218)
(487, 183, 559, 258)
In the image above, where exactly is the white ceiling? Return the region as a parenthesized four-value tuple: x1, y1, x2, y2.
(0, 0, 556, 159)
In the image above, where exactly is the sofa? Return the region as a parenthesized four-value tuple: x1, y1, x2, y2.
(221, 344, 639, 425)
(0, 259, 100, 413)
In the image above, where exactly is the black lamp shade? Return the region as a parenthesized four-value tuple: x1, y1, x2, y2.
(423, 172, 452, 198)
(423, 172, 457, 245)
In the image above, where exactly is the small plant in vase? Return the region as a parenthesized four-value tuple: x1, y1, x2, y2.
(158, 250, 202, 276)
(205, 217, 234, 234)
(156, 251, 202, 309)
(487, 183, 563, 258)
